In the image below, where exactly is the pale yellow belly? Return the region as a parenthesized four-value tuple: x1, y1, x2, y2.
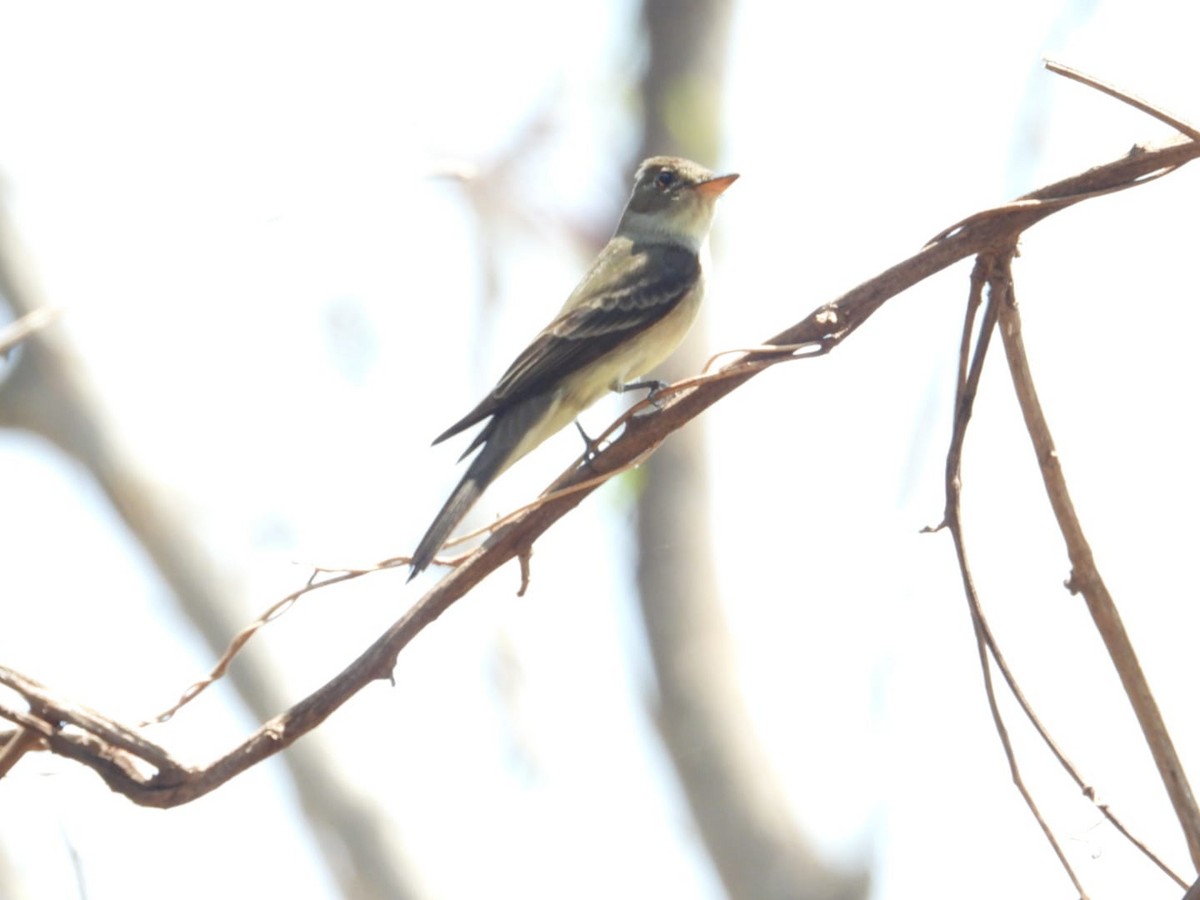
(500, 279, 704, 473)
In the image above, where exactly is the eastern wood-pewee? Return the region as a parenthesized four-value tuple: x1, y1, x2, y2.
(409, 156, 737, 578)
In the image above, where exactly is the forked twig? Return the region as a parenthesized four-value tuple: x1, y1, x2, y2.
(939, 252, 1187, 895)
(994, 257, 1200, 871)
(937, 254, 1087, 896)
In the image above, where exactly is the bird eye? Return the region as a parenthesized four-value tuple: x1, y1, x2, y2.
(654, 170, 677, 190)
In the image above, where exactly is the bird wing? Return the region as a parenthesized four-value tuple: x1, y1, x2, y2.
(432, 239, 700, 447)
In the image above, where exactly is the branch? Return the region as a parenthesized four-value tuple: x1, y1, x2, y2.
(2, 123, 1198, 808)
(938, 251, 1185, 896)
(995, 264, 1200, 870)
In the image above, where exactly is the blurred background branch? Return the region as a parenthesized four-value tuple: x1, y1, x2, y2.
(0, 182, 423, 900)
(629, 1, 867, 896)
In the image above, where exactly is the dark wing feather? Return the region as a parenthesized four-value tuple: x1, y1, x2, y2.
(433, 240, 699, 446)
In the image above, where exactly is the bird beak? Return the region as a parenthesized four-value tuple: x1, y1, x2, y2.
(693, 172, 739, 197)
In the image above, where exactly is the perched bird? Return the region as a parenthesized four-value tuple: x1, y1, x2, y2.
(409, 156, 737, 578)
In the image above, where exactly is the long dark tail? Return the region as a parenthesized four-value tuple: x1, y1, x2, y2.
(408, 393, 554, 579)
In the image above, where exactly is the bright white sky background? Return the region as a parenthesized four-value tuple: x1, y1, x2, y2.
(2, 2, 1199, 898)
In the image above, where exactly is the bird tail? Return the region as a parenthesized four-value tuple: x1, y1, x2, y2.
(408, 393, 555, 580)
(407, 458, 493, 579)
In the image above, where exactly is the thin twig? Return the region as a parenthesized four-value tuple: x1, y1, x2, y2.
(975, 608, 1090, 898)
(939, 251, 1188, 891)
(950, 252, 1088, 894)
(942, 252, 1087, 895)
(441, 442, 661, 555)
(143, 560, 405, 724)
(969, 569, 1188, 889)
(936, 256, 1089, 897)
(1046, 60, 1200, 142)
(949, 260, 1186, 889)
(995, 261, 1200, 870)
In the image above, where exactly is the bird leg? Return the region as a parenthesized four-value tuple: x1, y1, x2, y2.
(620, 378, 668, 397)
(619, 378, 669, 407)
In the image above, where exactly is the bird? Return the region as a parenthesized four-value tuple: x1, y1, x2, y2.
(408, 156, 738, 579)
